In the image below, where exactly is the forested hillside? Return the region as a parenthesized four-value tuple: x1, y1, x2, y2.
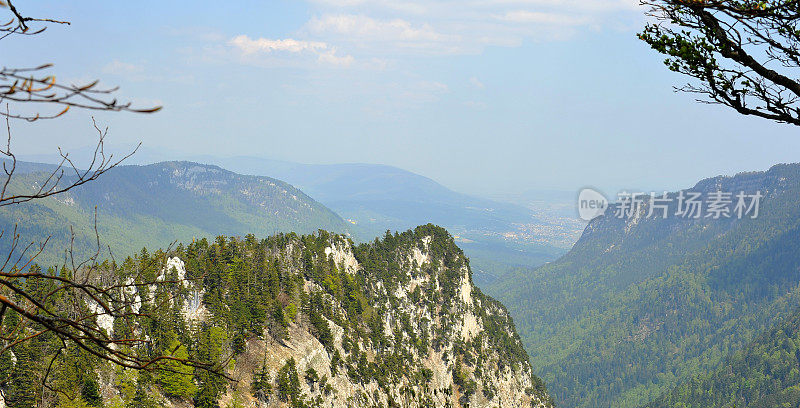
(646, 306, 800, 408)
(0, 161, 349, 266)
(493, 163, 800, 408)
(0, 225, 552, 408)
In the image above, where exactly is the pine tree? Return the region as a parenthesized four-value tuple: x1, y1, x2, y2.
(156, 337, 197, 400)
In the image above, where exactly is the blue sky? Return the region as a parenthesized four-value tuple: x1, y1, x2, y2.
(4, 0, 800, 196)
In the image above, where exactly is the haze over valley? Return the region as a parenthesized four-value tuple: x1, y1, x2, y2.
(3, 1, 800, 408)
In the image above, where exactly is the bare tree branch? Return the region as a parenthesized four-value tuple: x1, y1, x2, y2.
(0, 2, 233, 400)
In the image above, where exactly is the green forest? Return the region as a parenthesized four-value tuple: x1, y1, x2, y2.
(0, 224, 550, 407)
(487, 164, 800, 408)
(647, 305, 800, 408)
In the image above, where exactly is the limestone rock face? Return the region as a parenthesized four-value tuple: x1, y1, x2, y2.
(74, 225, 552, 408)
(212, 226, 553, 408)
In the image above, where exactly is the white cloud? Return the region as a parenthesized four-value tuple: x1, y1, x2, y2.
(469, 76, 485, 89)
(306, 14, 461, 54)
(230, 36, 328, 54)
(310, 0, 430, 14)
(308, 14, 444, 42)
(311, 0, 639, 15)
(214, 0, 644, 71)
(302, 0, 645, 56)
(318, 48, 355, 66)
(103, 60, 144, 75)
(228, 35, 354, 67)
(496, 10, 590, 25)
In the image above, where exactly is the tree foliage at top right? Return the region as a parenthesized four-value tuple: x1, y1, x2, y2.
(640, 0, 800, 126)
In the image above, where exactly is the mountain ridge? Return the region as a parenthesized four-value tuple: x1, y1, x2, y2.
(492, 162, 800, 408)
(0, 225, 555, 408)
(0, 160, 350, 266)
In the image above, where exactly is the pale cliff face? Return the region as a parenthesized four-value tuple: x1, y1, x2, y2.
(90, 229, 551, 408)
(215, 235, 552, 408)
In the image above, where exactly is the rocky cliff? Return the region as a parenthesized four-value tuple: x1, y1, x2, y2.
(0, 225, 552, 408)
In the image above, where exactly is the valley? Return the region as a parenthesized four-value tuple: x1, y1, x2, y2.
(490, 164, 800, 408)
(8, 156, 800, 408)
(9, 157, 800, 408)
(3, 1, 800, 406)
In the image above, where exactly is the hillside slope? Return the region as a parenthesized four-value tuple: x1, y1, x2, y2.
(0, 161, 349, 266)
(0, 225, 553, 408)
(646, 305, 800, 408)
(495, 163, 800, 408)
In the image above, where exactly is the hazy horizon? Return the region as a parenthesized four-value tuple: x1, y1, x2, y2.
(5, 1, 799, 197)
(16, 144, 790, 204)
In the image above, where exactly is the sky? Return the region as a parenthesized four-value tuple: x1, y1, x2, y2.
(3, 0, 800, 197)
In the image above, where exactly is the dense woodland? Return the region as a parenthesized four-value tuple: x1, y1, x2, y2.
(647, 305, 800, 408)
(488, 164, 800, 408)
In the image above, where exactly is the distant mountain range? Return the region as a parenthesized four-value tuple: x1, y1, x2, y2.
(6, 153, 580, 282)
(0, 161, 348, 266)
(189, 155, 579, 282)
(22, 148, 581, 279)
(195, 156, 546, 232)
(489, 163, 800, 408)
(18, 151, 585, 270)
